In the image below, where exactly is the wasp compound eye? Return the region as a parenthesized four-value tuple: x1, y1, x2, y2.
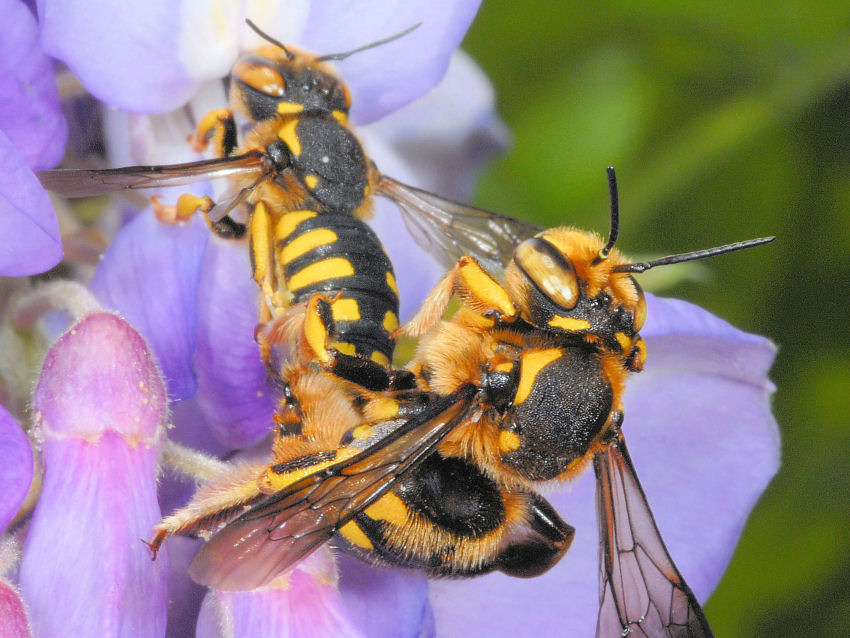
(232, 56, 286, 97)
(514, 237, 579, 311)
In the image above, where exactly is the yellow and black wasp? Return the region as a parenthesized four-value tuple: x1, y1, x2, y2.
(38, 19, 773, 636)
(157, 171, 769, 638)
(39, 20, 536, 385)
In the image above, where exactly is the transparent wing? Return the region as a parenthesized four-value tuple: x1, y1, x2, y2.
(188, 385, 477, 591)
(377, 175, 541, 273)
(594, 433, 714, 638)
(37, 152, 266, 198)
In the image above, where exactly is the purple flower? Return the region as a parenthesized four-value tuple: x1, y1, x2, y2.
(13, 1, 780, 636)
(18, 311, 169, 637)
(0, 0, 66, 276)
(0, 405, 33, 534)
(0, 406, 34, 637)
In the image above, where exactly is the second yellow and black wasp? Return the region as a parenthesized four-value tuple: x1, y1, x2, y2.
(154, 170, 770, 638)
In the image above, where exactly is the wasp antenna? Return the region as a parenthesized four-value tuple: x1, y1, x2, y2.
(245, 19, 295, 60)
(612, 236, 775, 274)
(592, 166, 621, 265)
(315, 23, 422, 62)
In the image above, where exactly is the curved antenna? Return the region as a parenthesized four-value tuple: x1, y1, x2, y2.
(612, 236, 775, 274)
(245, 18, 295, 60)
(593, 166, 620, 265)
(315, 23, 422, 62)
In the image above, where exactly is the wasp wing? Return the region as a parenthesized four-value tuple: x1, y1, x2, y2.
(594, 434, 714, 638)
(377, 175, 541, 273)
(187, 385, 477, 591)
(37, 152, 266, 198)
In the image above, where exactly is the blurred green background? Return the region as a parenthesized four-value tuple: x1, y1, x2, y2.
(463, 2, 850, 636)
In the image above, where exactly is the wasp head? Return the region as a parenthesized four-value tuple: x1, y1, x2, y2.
(230, 47, 351, 123)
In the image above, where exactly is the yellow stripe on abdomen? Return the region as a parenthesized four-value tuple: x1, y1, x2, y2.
(287, 257, 355, 291)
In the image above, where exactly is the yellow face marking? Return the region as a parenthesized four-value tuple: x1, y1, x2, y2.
(364, 492, 409, 527)
(330, 341, 357, 356)
(370, 350, 390, 367)
(265, 447, 359, 490)
(276, 210, 318, 240)
(514, 349, 563, 406)
(280, 228, 338, 265)
(382, 311, 399, 333)
(493, 362, 514, 373)
(458, 259, 515, 317)
(339, 521, 373, 550)
(615, 331, 632, 351)
(287, 257, 355, 291)
(304, 174, 319, 190)
(332, 109, 347, 122)
(330, 298, 361, 322)
(277, 118, 302, 156)
(548, 316, 591, 332)
(385, 271, 399, 297)
(276, 101, 304, 115)
(499, 429, 522, 453)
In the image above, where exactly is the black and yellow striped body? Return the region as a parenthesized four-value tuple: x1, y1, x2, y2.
(333, 453, 572, 578)
(276, 208, 399, 366)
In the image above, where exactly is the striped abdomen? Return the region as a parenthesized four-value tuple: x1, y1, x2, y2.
(277, 209, 400, 366)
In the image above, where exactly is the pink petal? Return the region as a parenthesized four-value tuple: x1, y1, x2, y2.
(0, 579, 33, 638)
(196, 552, 364, 638)
(19, 313, 169, 638)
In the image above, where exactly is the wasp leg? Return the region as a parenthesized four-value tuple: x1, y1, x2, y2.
(249, 200, 287, 333)
(191, 108, 238, 158)
(146, 460, 268, 559)
(399, 255, 518, 338)
(151, 191, 248, 239)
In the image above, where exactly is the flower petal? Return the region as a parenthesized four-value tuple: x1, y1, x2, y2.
(0, 131, 61, 276)
(366, 50, 509, 201)
(91, 210, 209, 400)
(0, 405, 33, 532)
(20, 312, 169, 638)
(428, 296, 779, 635)
(196, 550, 364, 638)
(193, 235, 276, 449)
(40, 0, 195, 112)
(300, 0, 482, 124)
(0, 579, 33, 638)
(1, 0, 67, 170)
(337, 554, 434, 638)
